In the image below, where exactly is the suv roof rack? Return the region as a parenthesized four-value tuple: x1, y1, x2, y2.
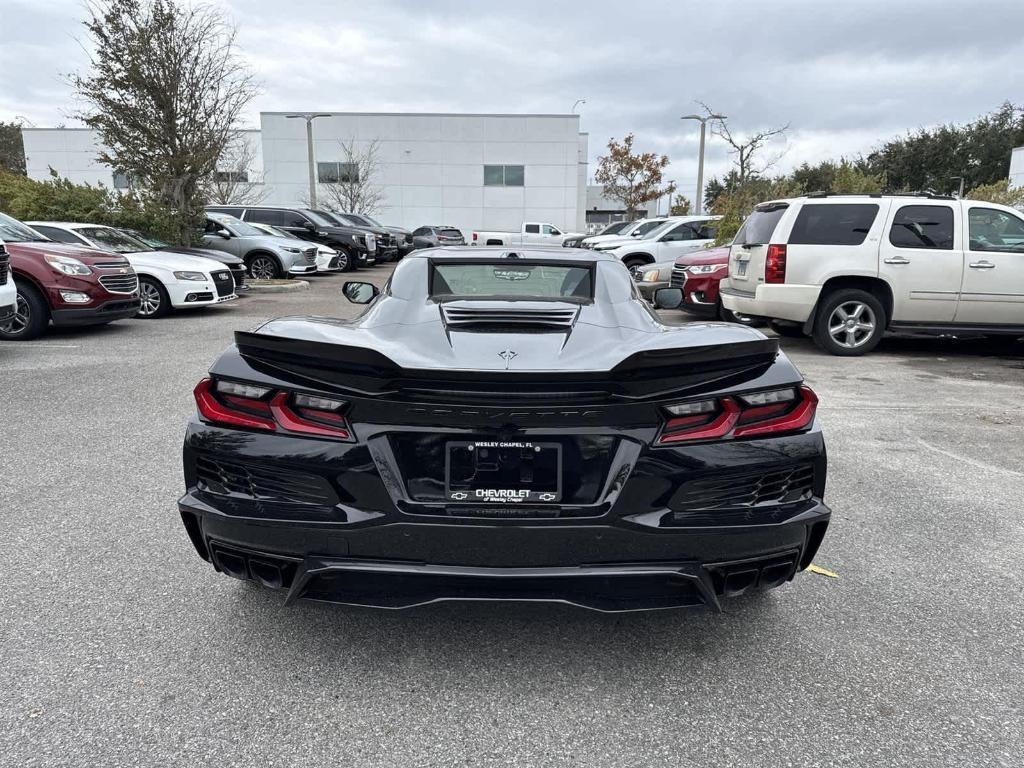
(805, 190, 956, 200)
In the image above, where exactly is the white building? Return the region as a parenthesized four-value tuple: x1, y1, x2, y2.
(1010, 146, 1024, 189)
(22, 112, 588, 236)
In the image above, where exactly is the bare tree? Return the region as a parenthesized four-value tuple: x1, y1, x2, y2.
(72, 0, 257, 244)
(594, 133, 675, 220)
(202, 132, 268, 205)
(317, 138, 385, 215)
(698, 103, 789, 182)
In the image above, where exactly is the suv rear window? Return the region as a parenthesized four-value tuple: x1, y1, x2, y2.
(439, 229, 464, 239)
(789, 204, 879, 246)
(736, 205, 787, 246)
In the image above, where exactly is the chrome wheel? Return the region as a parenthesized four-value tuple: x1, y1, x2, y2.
(250, 256, 275, 280)
(138, 281, 162, 317)
(0, 293, 30, 335)
(827, 301, 876, 349)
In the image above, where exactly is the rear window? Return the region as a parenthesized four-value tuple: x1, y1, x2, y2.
(789, 204, 879, 246)
(431, 262, 592, 300)
(439, 229, 464, 239)
(736, 205, 787, 246)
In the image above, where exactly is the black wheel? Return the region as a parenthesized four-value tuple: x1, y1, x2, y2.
(246, 253, 281, 280)
(812, 289, 886, 356)
(338, 248, 357, 272)
(0, 281, 49, 340)
(623, 257, 650, 278)
(769, 320, 805, 338)
(137, 276, 171, 319)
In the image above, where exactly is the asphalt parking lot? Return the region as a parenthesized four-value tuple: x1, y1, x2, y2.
(3, 264, 1022, 767)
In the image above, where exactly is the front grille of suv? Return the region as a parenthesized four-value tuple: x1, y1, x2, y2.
(212, 270, 234, 297)
(303, 248, 317, 265)
(670, 266, 687, 288)
(99, 273, 140, 294)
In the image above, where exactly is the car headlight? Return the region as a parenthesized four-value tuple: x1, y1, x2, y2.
(687, 264, 728, 274)
(281, 246, 303, 254)
(641, 269, 663, 282)
(173, 271, 207, 281)
(593, 244, 617, 251)
(44, 254, 91, 276)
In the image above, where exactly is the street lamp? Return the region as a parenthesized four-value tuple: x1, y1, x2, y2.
(572, 99, 586, 114)
(285, 113, 331, 207)
(681, 113, 726, 215)
(665, 179, 676, 216)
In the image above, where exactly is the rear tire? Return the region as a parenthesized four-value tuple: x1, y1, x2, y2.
(339, 248, 358, 272)
(812, 289, 886, 356)
(0, 280, 49, 341)
(769, 320, 805, 338)
(137, 276, 171, 319)
(246, 253, 282, 280)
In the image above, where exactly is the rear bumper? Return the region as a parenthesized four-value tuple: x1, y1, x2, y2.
(177, 418, 831, 611)
(720, 282, 821, 323)
(51, 297, 141, 325)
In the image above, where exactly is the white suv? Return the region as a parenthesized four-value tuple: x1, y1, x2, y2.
(720, 194, 1024, 355)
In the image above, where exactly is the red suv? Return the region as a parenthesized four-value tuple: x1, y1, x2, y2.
(671, 246, 752, 324)
(0, 213, 140, 341)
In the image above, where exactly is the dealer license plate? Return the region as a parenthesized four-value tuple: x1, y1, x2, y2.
(445, 440, 562, 503)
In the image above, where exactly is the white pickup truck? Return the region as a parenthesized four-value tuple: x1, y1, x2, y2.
(471, 222, 584, 247)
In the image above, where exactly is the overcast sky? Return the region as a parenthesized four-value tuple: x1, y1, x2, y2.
(2, 0, 1022, 195)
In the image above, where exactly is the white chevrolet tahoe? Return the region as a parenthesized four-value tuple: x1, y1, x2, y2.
(719, 193, 1024, 355)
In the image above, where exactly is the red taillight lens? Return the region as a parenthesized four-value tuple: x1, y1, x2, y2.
(657, 386, 817, 445)
(194, 378, 276, 432)
(193, 378, 353, 440)
(765, 244, 787, 283)
(472, 232, 478, 241)
(269, 392, 352, 439)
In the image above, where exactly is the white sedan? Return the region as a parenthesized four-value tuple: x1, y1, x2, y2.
(27, 222, 237, 318)
(248, 222, 344, 272)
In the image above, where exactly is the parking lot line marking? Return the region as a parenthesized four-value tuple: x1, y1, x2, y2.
(916, 437, 1023, 478)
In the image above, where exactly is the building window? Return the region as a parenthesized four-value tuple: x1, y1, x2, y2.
(317, 161, 359, 184)
(484, 165, 525, 187)
(112, 171, 130, 190)
(214, 170, 249, 183)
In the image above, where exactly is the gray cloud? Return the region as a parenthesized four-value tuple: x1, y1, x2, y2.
(2, 0, 1022, 191)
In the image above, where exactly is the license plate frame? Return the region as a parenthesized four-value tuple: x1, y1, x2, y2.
(445, 440, 562, 504)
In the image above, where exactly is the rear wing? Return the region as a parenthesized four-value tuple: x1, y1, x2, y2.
(233, 330, 780, 402)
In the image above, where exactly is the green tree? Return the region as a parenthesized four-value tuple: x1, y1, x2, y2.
(966, 178, 1024, 209)
(709, 176, 800, 245)
(594, 133, 675, 220)
(830, 160, 885, 194)
(0, 121, 26, 175)
(669, 194, 691, 216)
(71, 0, 257, 245)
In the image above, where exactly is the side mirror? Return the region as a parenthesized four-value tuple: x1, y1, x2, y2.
(302, 220, 316, 231)
(343, 281, 379, 304)
(217, 228, 231, 239)
(653, 287, 683, 310)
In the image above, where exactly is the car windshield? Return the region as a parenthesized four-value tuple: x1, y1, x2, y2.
(431, 262, 593, 300)
(303, 210, 336, 227)
(254, 223, 298, 240)
(359, 215, 381, 227)
(125, 230, 168, 248)
(632, 220, 666, 237)
(599, 222, 628, 236)
(209, 213, 264, 237)
(0, 213, 50, 242)
(78, 227, 148, 253)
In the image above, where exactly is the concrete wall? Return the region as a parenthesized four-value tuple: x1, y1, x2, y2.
(260, 112, 584, 235)
(1010, 146, 1024, 190)
(22, 129, 117, 187)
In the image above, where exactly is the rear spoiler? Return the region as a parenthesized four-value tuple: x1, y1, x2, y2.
(234, 330, 780, 401)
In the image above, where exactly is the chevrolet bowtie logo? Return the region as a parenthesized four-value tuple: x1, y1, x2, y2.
(498, 349, 517, 369)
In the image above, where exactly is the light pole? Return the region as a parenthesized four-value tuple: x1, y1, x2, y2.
(572, 99, 586, 114)
(286, 113, 330, 207)
(680, 113, 726, 215)
(666, 179, 676, 216)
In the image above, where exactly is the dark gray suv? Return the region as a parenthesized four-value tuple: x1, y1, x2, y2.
(411, 226, 466, 250)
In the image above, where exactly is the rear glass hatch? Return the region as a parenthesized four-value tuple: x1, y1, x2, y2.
(729, 203, 788, 287)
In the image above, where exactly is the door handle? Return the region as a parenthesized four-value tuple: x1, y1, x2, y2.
(883, 257, 911, 265)
(969, 261, 996, 269)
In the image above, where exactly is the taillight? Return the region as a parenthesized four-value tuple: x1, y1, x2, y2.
(193, 378, 353, 440)
(472, 232, 478, 241)
(765, 244, 787, 283)
(657, 386, 817, 445)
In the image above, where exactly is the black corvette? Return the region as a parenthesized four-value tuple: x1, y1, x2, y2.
(178, 247, 831, 611)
